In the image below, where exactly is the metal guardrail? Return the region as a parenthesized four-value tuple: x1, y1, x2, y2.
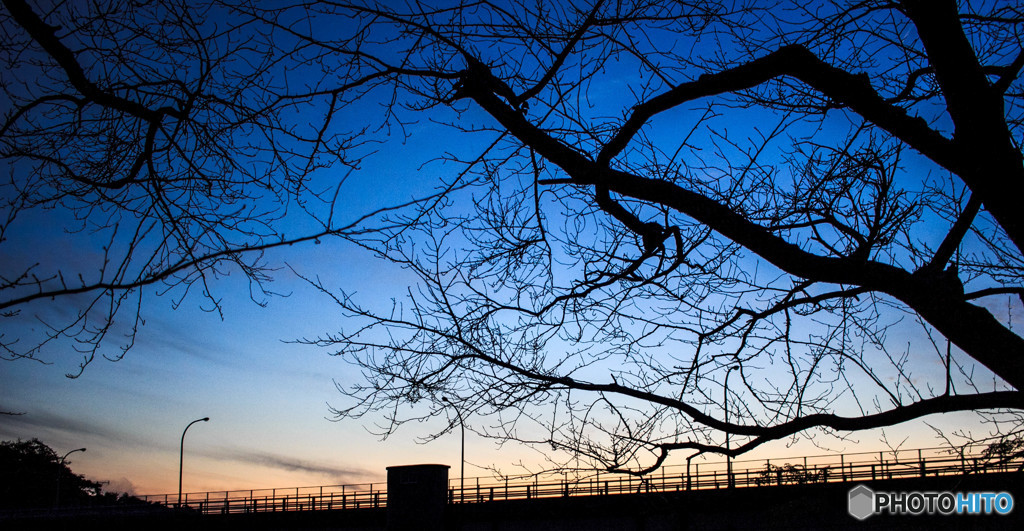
(140, 445, 1023, 515)
(143, 483, 387, 515)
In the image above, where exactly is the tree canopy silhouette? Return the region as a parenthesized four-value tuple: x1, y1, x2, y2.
(0, 439, 98, 509)
(3, 0, 1024, 473)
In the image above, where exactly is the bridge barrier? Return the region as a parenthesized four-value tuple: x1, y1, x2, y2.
(139, 444, 1023, 515)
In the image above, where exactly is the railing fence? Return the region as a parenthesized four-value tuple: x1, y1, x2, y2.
(140, 445, 1023, 515)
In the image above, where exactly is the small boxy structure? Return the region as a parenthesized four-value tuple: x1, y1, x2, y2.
(386, 464, 450, 530)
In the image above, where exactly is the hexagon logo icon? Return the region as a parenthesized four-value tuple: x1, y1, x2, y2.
(848, 485, 875, 520)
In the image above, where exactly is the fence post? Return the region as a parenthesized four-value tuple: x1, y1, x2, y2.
(840, 455, 845, 481)
(686, 461, 691, 491)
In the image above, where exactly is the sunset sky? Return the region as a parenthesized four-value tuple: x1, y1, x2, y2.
(1, 0, 1017, 500)
(0, 266, 980, 497)
(0, 190, 986, 498)
(0, 118, 474, 495)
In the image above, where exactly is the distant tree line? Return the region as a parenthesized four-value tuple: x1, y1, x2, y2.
(0, 439, 153, 510)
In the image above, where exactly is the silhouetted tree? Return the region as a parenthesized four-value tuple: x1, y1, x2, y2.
(0, 0, 388, 375)
(0, 439, 99, 509)
(279, 0, 1024, 474)
(4, 0, 1024, 474)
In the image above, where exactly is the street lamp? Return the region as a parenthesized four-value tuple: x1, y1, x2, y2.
(178, 417, 209, 508)
(56, 447, 86, 508)
(724, 366, 737, 489)
(440, 397, 464, 503)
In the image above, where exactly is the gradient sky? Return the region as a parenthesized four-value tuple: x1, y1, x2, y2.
(0, 0, 1013, 499)
(0, 162, 990, 498)
(1, 234, 475, 494)
(0, 114, 476, 495)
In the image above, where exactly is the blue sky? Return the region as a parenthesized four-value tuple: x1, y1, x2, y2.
(0, 97, 562, 494)
(0, 99, 471, 493)
(0, 157, 991, 497)
(1, 236, 453, 494)
(1, 0, 1019, 498)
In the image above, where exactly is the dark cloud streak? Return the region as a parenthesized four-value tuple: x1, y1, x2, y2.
(0, 408, 151, 449)
(209, 447, 374, 484)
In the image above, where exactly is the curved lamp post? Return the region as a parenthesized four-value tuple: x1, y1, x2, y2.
(56, 447, 86, 508)
(440, 397, 465, 503)
(178, 417, 209, 508)
(724, 366, 737, 489)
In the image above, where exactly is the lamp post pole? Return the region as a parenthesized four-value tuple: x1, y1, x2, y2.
(725, 366, 737, 489)
(56, 447, 86, 508)
(441, 397, 465, 503)
(178, 417, 209, 508)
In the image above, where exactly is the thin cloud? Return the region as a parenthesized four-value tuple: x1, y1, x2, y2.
(209, 447, 373, 484)
(0, 408, 149, 449)
(2, 408, 109, 439)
